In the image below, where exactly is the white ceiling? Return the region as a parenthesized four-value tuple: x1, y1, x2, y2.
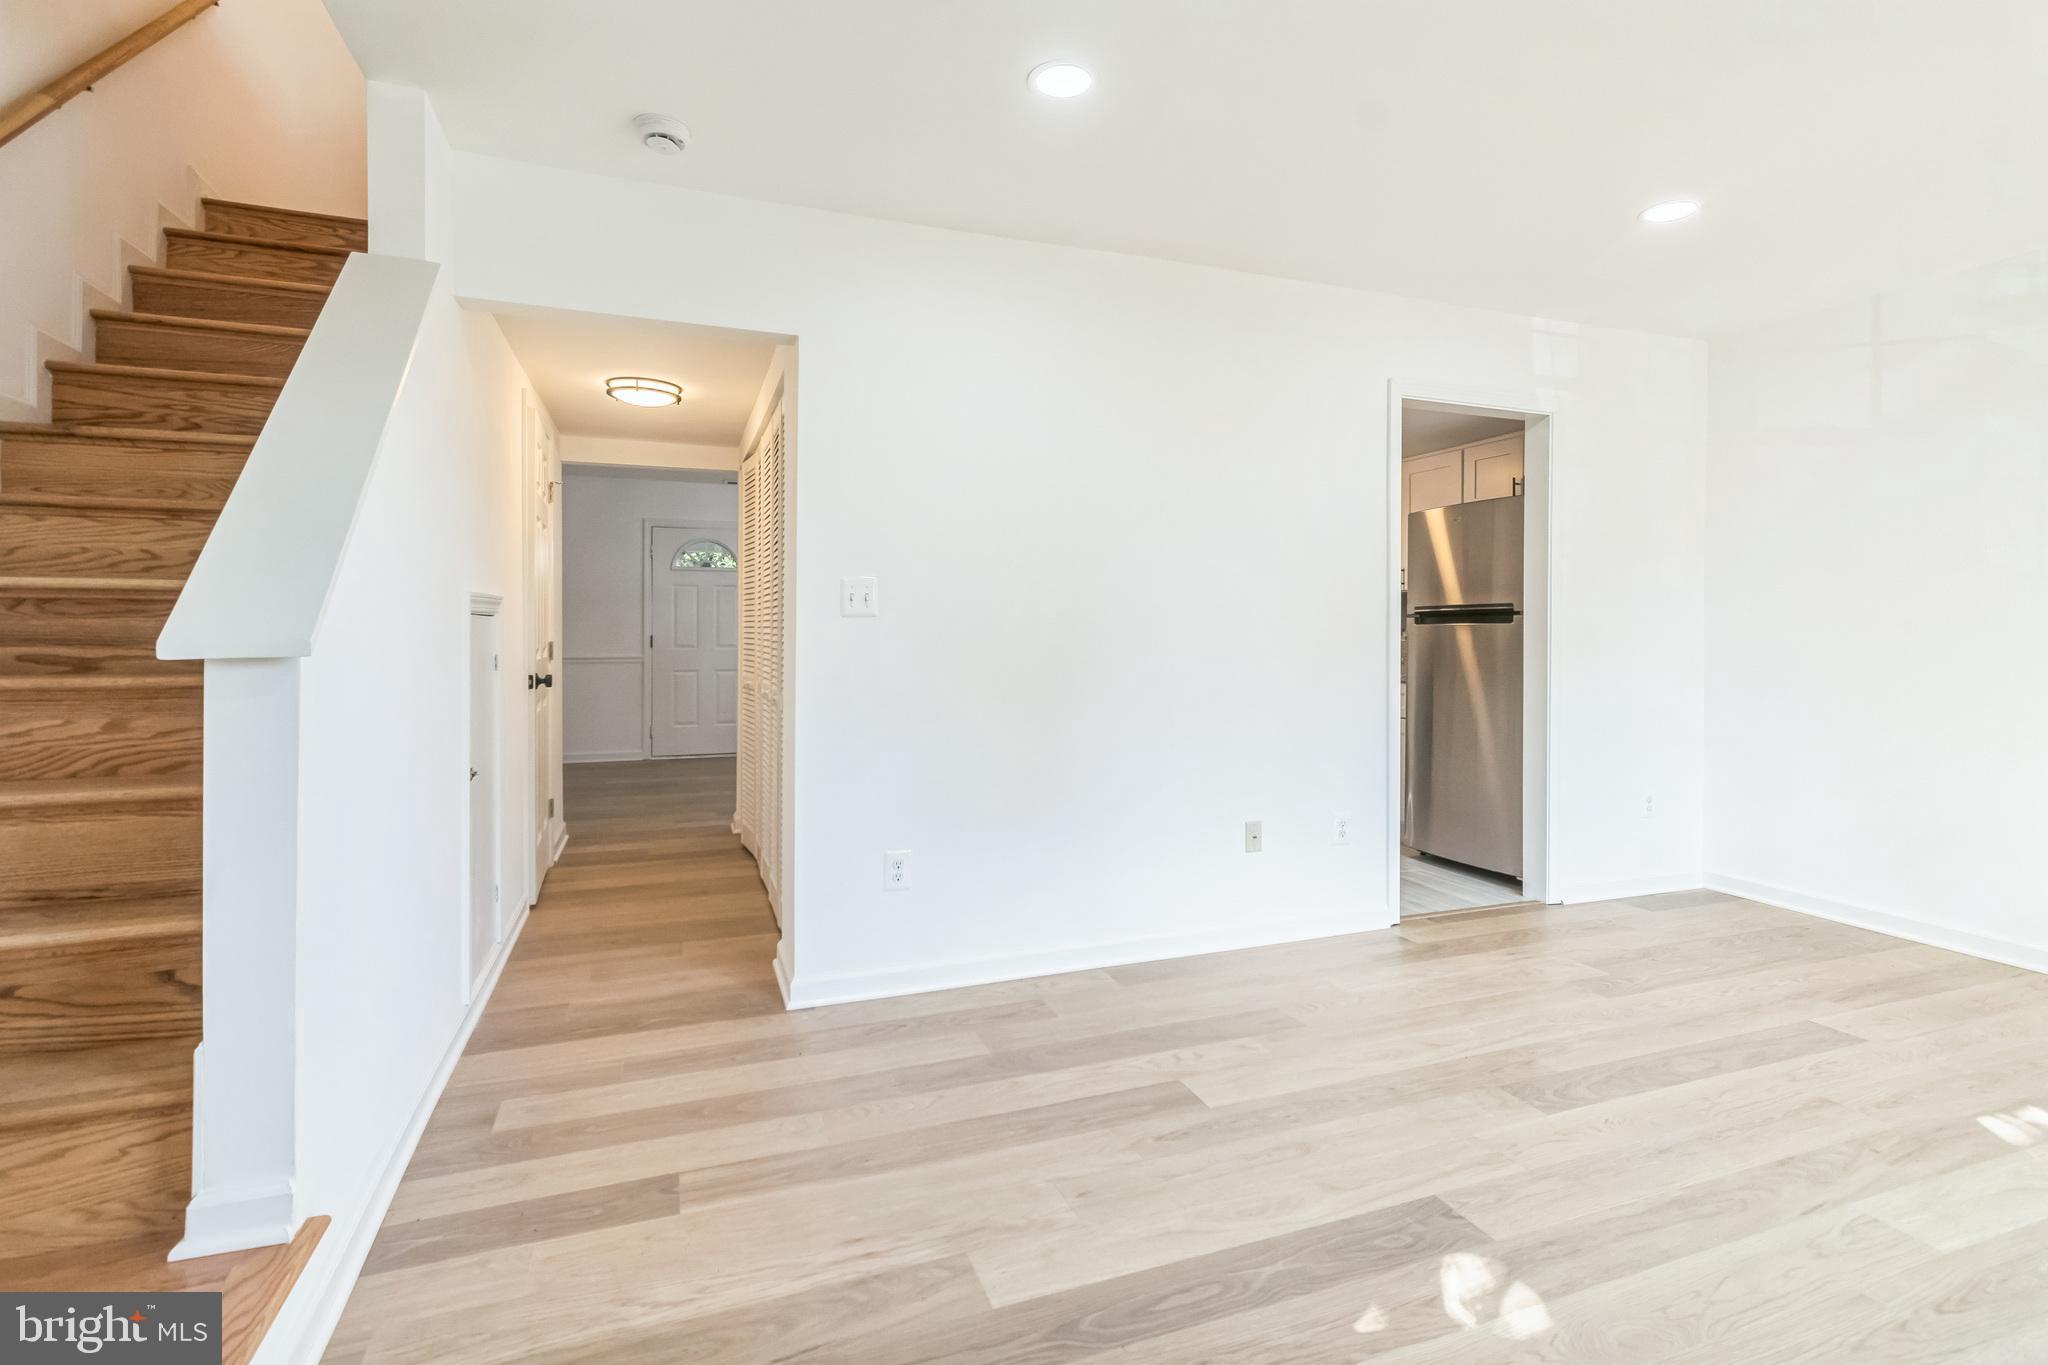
(328, 0, 2048, 338)
(489, 309, 778, 445)
(1401, 408, 1523, 459)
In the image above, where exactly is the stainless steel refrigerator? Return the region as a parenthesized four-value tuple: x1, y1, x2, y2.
(1405, 497, 1523, 877)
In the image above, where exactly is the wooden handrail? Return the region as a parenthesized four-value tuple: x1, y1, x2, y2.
(0, 0, 218, 150)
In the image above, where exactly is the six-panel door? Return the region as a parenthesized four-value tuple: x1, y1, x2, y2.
(649, 523, 740, 757)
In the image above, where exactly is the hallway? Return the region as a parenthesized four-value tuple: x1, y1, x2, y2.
(472, 757, 783, 1038)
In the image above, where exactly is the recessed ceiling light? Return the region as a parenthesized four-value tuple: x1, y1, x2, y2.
(605, 376, 683, 407)
(1639, 199, 1701, 224)
(1028, 61, 1093, 98)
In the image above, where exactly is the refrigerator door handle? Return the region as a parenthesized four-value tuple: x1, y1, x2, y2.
(1409, 603, 1519, 625)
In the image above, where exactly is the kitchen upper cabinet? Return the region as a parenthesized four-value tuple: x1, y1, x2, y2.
(1402, 446, 1466, 516)
(1463, 433, 1525, 503)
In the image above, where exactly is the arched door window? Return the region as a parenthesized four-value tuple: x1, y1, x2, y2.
(671, 539, 737, 571)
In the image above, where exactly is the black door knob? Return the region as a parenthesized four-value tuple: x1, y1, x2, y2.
(538, 673, 554, 688)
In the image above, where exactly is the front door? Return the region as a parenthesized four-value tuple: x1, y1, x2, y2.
(648, 523, 739, 757)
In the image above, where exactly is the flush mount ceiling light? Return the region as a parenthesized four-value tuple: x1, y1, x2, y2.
(1027, 61, 1093, 98)
(1639, 199, 1701, 224)
(605, 376, 683, 407)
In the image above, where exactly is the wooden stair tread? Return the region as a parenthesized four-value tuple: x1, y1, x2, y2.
(46, 360, 286, 390)
(0, 490, 217, 514)
(0, 672, 201, 693)
(0, 573, 185, 593)
(0, 490, 222, 514)
(0, 657, 198, 680)
(203, 194, 366, 229)
(90, 308, 312, 339)
(129, 265, 331, 296)
(0, 421, 256, 448)
(0, 1214, 329, 1365)
(0, 1229, 211, 1292)
(0, 1040, 191, 1128)
(163, 227, 351, 259)
(0, 776, 201, 810)
(0, 896, 199, 955)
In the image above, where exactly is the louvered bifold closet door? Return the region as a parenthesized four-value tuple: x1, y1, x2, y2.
(757, 406, 786, 909)
(734, 452, 761, 847)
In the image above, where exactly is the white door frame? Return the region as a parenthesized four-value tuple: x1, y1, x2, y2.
(643, 518, 741, 759)
(463, 592, 504, 1000)
(1386, 378, 1557, 916)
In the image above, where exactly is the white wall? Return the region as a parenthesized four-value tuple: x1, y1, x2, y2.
(262, 290, 553, 1362)
(0, 0, 366, 418)
(1706, 246, 2048, 969)
(561, 432, 740, 473)
(429, 147, 1710, 1004)
(365, 81, 450, 264)
(562, 466, 739, 761)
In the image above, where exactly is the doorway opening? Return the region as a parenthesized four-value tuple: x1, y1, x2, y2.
(1392, 392, 1551, 918)
(489, 305, 795, 955)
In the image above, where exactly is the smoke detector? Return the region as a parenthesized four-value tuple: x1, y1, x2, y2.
(633, 113, 691, 155)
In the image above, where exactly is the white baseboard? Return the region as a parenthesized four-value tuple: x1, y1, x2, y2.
(1707, 872, 2048, 976)
(1552, 872, 1704, 904)
(564, 750, 646, 764)
(772, 939, 794, 1008)
(550, 822, 570, 864)
(254, 902, 531, 1365)
(168, 1040, 295, 1263)
(169, 1177, 298, 1262)
(781, 909, 1394, 1010)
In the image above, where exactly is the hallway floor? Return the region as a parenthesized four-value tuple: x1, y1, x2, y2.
(326, 761, 2048, 1363)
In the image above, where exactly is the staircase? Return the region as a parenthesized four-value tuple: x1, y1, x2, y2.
(0, 198, 363, 1273)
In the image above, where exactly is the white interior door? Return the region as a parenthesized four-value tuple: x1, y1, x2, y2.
(528, 407, 560, 895)
(467, 609, 500, 994)
(648, 523, 739, 757)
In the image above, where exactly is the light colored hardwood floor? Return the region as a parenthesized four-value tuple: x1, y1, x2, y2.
(324, 758, 2048, 1363)
(1400, 849, 1526, 916)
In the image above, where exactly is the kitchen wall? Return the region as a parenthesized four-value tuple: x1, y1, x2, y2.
(563, 465, 740, 762)
(1707, 246, 2048, 969)
(389, 118, 1709, 1005)
(0, 0, 366, 419)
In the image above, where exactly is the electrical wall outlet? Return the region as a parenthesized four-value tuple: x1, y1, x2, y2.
(1332, 813, 1355, 845)
(841, 576, 879, 617)
(1641, 794, 1656, 820)
(884, 849, 912, 890)
(1244, 820, 1264, 853)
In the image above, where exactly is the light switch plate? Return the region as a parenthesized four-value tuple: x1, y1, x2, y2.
(841, 576, 879, 617)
